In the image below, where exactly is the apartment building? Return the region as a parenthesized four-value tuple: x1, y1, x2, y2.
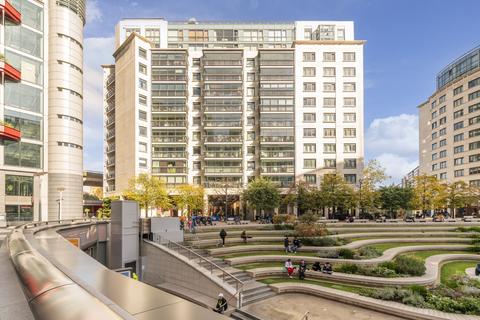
(0, 0, 85, 226)
(103, 19, 364, 214)
(419, 46, 480, 185)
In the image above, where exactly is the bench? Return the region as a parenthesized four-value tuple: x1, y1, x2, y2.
(463, 216, 474, 222)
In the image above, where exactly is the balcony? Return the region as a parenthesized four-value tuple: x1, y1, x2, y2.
(203, 60, 242, 66)
(152, 167, 187, 174)
(106, 144, 115, 153)
(106, 118, 115, 127)
(152, 105, 186, 113)
(203, 90, 243, 97)
(152, 152, 187, 158)
(204, 151, 242, 158)
(106, 75, 115, 87)
(151, 121, 186, 128)
(260, 136, 294, 143)
(204, 136, 242, 143)
(106, 130, 115, 140)
(260, 105, 294, 112)
(204, 105, 242, 113)
(0, 123, 21, 141)
(260, 151, 295, 158)
(151, 90, 186, 97)
(1, 1, 21, 24)
(106, 90, 115, 100)
(261, 166, 294, 174)
(0, 60, 21, 81)
(152, 136, 187, 143)
(260, 121, 294, 127)
(204, 75, 242, 81)
(204, 121, 242, 128)
(259, 60, 294, 66)
(106, 158, 115, 166)
(204, 167, 242, 174)
(259, 89, 294, 96)
(151, 75, 187, 81)
(151, 60, 186, 67)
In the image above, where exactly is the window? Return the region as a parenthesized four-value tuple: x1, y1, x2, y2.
(5, 110, 42, 141)
(139, 142, 147, 153)
(247, 73, 255, 81)
(247, 117, 255, 125)
(145, 28, 160, 45)
(440, 128, 447, 136)
(439, 139, 446, 147)
(303, 82, 316, 92)
(344, 159, 357, 169)
(139, 94, 147, 106)
(193, 162, 201, 170)
(454, 157, 464, 165)
(139, 79, 147, 90)
(138, 110, 147, 121)
(470, 154, 480, 163)
(323, 67, 336, 77)
(139, 63, 147, 74)
(247, 102, 255, 111)
(323, 82, 335, 92)
(193, 102, 201, 111)
(432, 132, 438, 139)
(439, 172, 447, 180)
(344, 97, 356, 107)
(4, 141, 42, 168)
(432, 153, 438, 160)
(139, 158, 147, 168)
(454, 169, 464, 177)
(303, 143, 316, 153)
(471, 180, 480, 187)
(439, 106, 446, 114)
(343, 67, 356, 77)
(192, 58, 201, 66)
(6, 205, 33, 223)
(343, 82, 356, 92)
(439, 117, 446, 125)
(469, 77, 480, 89)
(303, 67, 316, 77)
(344, 143, 356, 153)
(247, 161, 255, 170)
(324, 128, 336, 137)
(469, 115, 480, 125)
(453, 85, 463, 95)
(323, 52, 335, 62)
(469, 90, 480, 101)
(454, 98, 463, 107)
(470, 167, 480, 175)
(193, 87, 201, 96)
(5, 175, 33, 196)
(323, 98, 336, 108)
(304, 174, 316, 184)
(431, 111, 438, 119)
(192, 131, 201, 141)
(304, 28, 312, 39)
(247, 131, 255, 141)
(439, 150, 447, 158)
(454, 121, 464, 130)
(431, 100, 437, 108)
(303, 97, 316, 107)
(247, 87, 255, 96)
(454, 145, 464, 154)
(454, 133, 464, 142)
(470, 141, 480, 150)
(343, 113, 356, 122)
(454, 109, 464, 119)
(432, 142, 438, 150)
(469, 103, 480, 113)
(344, 128, 356, 137)
(439, 95, 446, 103)
(439, 161, 447, 169)
(303, 52, 315, 62)
(246, 58, 255, 67)
(432, 122, 438, 129)
(193, 146, 201, 155)
(303, 128, 316, 137)
(344, 174, 357, 184)
(432, 163, 438, 171)
(323, 113, 336, 122)
(247, 146, 255, 156)
(193, 117, 201, 126)
(343, 52, 355, 62)
(324, 143, 336, 153)
(193, 73, 201, 81)
(304, 159, 316, 169)
(303, 113, 316, 122)
(139, 48, 147, 59)
(324, 159, 336, 168)
(470, 128, 480, 138)
(139, 126, 147, 137)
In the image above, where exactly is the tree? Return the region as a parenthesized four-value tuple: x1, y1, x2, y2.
(319, 174, 355, 217)
(410, 175, 447, 215)
(97, 195, 119, 219)
(445, 181, 480, 218)
(356, 160, 389, 214)
(123, 174, 171, 217)
(174, 184, 205, 216)
(378, 185, 413, 218)
(243, 177, 280, 215)
(83, 192, 99, 201)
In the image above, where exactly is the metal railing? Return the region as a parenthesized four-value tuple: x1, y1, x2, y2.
(153, 237, 244, 308)
(299, 311, 310, 320)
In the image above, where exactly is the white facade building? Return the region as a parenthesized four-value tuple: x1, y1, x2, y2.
(103, 19, 364, 215)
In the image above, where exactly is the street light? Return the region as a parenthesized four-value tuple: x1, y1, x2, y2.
(57, 187, 65, 220)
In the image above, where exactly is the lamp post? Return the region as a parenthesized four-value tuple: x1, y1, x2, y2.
(57, 187, 65, 220)
(33, 171, 47, 221)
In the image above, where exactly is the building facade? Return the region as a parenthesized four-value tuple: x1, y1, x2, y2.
(419, 46, 480, 185)
(103, 19, 364, 215)
(0, 0, 85, 226)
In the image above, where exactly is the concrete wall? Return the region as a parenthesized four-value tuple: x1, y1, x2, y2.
(142, 240, 235, 303)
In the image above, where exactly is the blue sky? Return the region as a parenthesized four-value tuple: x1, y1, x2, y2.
(82, 0, 480, 181)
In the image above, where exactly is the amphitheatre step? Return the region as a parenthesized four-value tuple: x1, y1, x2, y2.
(230, 309, 264, 320)
(242, 285, 272, 296)
(242, 289, 277, 306)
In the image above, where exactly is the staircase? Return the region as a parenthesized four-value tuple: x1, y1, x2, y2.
(230, 309, 264, 320)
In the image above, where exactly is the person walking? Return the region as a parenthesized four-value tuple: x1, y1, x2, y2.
(284, 236, 290, 253)
(285, 258, 295, 278)
(213, 293, 228, 314)
(292, 237, 301, 254)
(219, 229, 227, 247)
(298, 260, 308, 280)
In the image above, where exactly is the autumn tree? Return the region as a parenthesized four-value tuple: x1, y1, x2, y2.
(319, 174, 355, 217)
(356, 159, 389, 214)
(410, 175, 447, 215)
(123, 173, 171, 217)
(378, 185, 414, 218)
(174, 184, 205, 216)
(445, 181, 480, 218)
(243, 177, 281, 216)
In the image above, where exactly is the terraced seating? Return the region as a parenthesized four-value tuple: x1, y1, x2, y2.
(224, 244, 473, 266)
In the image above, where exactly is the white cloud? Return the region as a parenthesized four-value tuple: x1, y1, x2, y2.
(366, 114, 419, 183)
(86, 0, 102, 24)
(83, 37, 114, 171)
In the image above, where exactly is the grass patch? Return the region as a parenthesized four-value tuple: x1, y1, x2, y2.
(367, 242, 453, 253)
(400, 250, 471, 261)
(259, 277, 368, 294)
(441, 261, 479, 285)
(235, 262, 281, 270)
(218, 250, 320, 259)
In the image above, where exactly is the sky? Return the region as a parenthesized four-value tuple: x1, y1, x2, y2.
(82, 0, 480, 182)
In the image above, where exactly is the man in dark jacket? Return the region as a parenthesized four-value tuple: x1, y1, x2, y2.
(292, 237, 301, 253)
(219, 229, 227, 247)
(284, 236, 290, 253)
(298, 260, 308, 280)
(213, 293, 228, 314)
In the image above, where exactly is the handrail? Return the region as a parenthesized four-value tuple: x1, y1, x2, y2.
(299, 311, 310, 320)
(154, 236, 244, 308)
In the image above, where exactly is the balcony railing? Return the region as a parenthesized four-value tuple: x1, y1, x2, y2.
(260, 136, 294, 143)
(205, 167, 242, 173)
(259, 90, 294, 96)
(259, 60, 294, 66)
(203, 90, 243, 97)
(152, 167, 187, 174)
(152, 152, 187, 158)
(260, 151, 295, 158)
(106, 131, 115, 139)
(151, 60, 186, 66)
(152, 105, 187, 112)
(106, 90, 115, 100)
(261, 166, 294, 173)
(152, 136, 187, 143)
(151, 90, 187, 97)
(203, 60, 242, 66)
(204, 152, 242, 158)
(204, 121, 242, 127)
(260, 105, 294, 112)
(152, 75, 187, 81)
(152, 121, 186, 127)
(204, 106, 242, 112)
(260, 121, 294, 127)
(204, 181, 242, 188)
(259, 75, 294, 81)
(204, 75, 242, 81)
(204, 136, 242, 143)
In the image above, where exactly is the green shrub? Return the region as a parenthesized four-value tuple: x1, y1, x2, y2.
(336, 263, 359, 274)
(338, 248, 355, 259)
(393, 255, 426, 276)
(294, 223, 327, 237)
(402, 293, 425, 307)
(379, 260, 396, 270)
(408, 285, 428, 298)
(356, 246, 382, 259)
(468, 245, 480, 253)
(298, 212, 319, 224)
(364, 266, 397, 277)
(272, 214, 296, 225)
(298, 237, 338, 247)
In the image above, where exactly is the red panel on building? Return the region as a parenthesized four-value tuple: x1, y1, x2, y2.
(0, 125, 21, 141)
(0, 61, 21, 81)
(1, 1, 21, 24)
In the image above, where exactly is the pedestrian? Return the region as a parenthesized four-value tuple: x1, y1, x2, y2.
(219, 229, 227, 247)
(284, 236, 290, 253)
(285, 258, 295, 278)
(213, 293, 228, 314)
(312, 261, 321, 272)
(298, 260, 308, 280)
(322, 261, 333, 274)
(241, 230, 248, 244)
(292, 236, 301, 254)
